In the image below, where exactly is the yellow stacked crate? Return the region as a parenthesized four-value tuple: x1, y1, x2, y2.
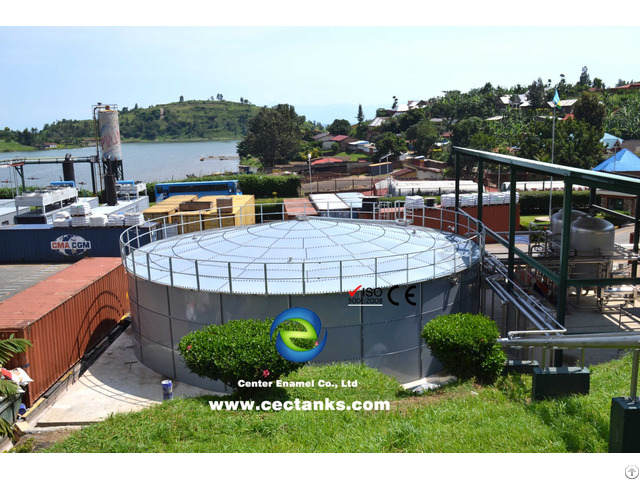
(202, 209, 233, 229)
(159, 195, 198, 205)
(232, 195, 256, 226)
(169, 211, 207, 234)
(142, 204, 178, 222)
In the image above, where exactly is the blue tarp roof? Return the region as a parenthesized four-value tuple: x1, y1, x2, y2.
(600, 133, 624, 149)
(593, 148, 640, 172)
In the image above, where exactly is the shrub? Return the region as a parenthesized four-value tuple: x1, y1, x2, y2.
(518, 190, 594, 215)
(421, 313, 506, 385)
(147, 174, 301, 202)
(177, 319, 303, 393)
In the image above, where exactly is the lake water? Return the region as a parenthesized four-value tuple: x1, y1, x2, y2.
(0, 140, 240, 190)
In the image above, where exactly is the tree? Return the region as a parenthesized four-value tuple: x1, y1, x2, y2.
(605, 95, 640, 139)
(452, 117, 484, 147)
(0, 335, 32, 440)
(398, 108, 426, 132)
(373, 132, 407, 160)
(579, 66, 591, 86)
(179, 95, 184, 103)
(405, 120, 439, 156)
(527, 77, 547, 109)
(592, 78, 606, 90)
(237, 104, 304, 168)
(574, 91, 606, 131)
(392, 96, 398, 109)
(328, 118, 351, 136)
(357, 104, 365, 124)
(375, 107, 388, 117)
(520, 117, 605, 169)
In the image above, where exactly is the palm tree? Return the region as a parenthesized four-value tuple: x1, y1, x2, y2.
(0, 335, 32, 441)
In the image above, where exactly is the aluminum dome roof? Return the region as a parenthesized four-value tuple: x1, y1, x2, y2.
(125, 217, 480, 295)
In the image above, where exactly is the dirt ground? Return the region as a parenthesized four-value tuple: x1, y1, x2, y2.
(10, 427, 81, 452)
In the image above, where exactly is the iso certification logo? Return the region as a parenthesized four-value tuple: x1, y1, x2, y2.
(270, 307, 327, 362)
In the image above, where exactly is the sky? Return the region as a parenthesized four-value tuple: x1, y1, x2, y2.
(1, 3, 640, 130)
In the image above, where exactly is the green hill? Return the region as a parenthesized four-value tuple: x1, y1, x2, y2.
(1, 100, 263, 149)
(117, 100, 261, 141)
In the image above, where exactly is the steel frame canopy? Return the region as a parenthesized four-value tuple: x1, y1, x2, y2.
(452, 146, 640, 331)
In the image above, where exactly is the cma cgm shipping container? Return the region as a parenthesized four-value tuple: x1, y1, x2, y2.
(0, 223, 158, 263)
(0, 258, 128, 406)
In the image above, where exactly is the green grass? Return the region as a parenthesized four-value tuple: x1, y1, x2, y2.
(520, 214, 549, 230)
(0, 140, 37, 152)
(321, 151, 370, 162)
(42, 355, 635, 453)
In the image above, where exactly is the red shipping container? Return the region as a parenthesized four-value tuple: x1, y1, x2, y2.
(0, 258, 128, 406)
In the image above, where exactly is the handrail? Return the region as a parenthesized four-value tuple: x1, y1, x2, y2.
(119, 201, 484, 295)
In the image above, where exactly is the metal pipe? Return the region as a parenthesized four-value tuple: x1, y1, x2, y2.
(631, 350, 639, 400)
(499, 335, 640, 349)
(486, 276, 560, 333)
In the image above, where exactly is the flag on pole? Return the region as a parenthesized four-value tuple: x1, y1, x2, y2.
(553, 89, 561, 108)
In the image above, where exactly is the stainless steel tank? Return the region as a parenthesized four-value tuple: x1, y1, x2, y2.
(98, 109, 123, 161)
(550, 209, 587, 235)
(570, 216, 615, 257)
(550, 209, 587, 252)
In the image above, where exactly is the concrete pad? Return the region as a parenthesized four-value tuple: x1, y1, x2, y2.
(34, 327, 216, 427)
(402, 373, 457, 391)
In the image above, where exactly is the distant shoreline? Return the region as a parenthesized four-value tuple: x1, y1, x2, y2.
(1, 137, 241, 154)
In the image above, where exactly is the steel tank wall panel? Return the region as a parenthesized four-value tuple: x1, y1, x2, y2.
(363, 315, 420, 357)
(167, 288, 221, 325)
(421, 345, 443, 376)
(0, 258, 128, 405)
(139, 336, 175, 379)
(167, 317, 205, 350)
(290, 293, 359, 328)
(138, 306, 172, 347)
(310, 325, 361, 363)
(220, 294, 289, 323)
(289, 294, 362, 361)
(365, 349, 421, 384)
(173, 355, 227, 392)
(361, 286, 419, 324)
(137, 280, 169, 316)
(128, 274, 138, 303)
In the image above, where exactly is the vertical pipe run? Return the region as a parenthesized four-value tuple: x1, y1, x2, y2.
(555, 181, 573, 367)
(589, 186, 597, 216)
(477, 158, 484, 226)
(454, 152, 460, 235)
(633, 196, 640, 278)
(630, 350, 639, 401)
(508, 168, 517, 291)
(264, 264, 268, 295)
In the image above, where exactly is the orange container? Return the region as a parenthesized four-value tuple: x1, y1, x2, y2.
(0, 258, 128, 406)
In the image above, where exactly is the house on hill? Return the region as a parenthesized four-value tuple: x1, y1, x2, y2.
(330, 135, 358, 151)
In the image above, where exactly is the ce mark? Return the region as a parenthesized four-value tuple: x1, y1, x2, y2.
(388, 285, 417, 306)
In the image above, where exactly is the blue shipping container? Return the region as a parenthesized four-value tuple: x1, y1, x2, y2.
(0, 223, 157, 263)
